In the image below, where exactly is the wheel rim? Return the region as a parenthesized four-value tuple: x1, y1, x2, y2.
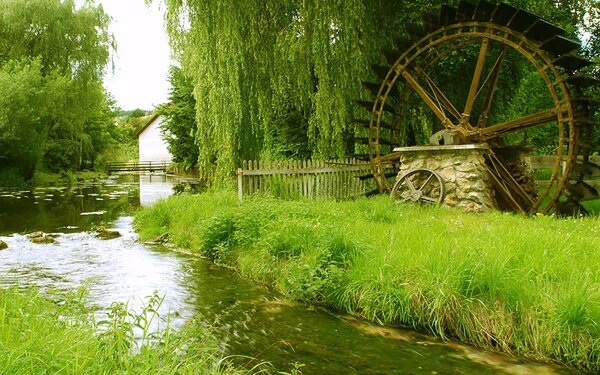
(359, 2, 598, 215)
(391, 168, 446, 205)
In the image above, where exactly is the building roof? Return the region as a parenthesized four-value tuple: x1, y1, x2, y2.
(134, 114, 161, 138)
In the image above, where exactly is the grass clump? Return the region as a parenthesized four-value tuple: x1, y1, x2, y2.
(134, 192, 600, 372)
(0, 287, 239, 374)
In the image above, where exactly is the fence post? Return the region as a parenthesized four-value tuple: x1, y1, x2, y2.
(237, 167, 244, 203)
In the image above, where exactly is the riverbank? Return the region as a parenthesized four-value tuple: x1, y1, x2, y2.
(0, 168, 106, 188)
(134, 192, 600, 372)
(0, 287, 240, 374)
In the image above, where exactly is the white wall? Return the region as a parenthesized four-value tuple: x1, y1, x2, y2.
(138, 116, 173, 162)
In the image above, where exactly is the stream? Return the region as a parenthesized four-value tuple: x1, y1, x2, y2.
(0, 174, 583, 374)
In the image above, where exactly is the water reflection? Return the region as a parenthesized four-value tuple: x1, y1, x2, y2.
(139, 174, 176, 206)
(0, 175, 584, 374)
(0, 176, 140, 236)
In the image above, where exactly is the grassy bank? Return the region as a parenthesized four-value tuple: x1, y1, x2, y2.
(0, 169, 106, 188)
(134, 192, 600, 372)
(0, 287, 239, 374)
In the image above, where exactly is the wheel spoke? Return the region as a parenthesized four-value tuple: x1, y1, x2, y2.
(404, 177, 417, 192)
(477, 47, 507, 128)
(473, 106, 567, 142)
(461, 38, 490, 128)
(485, 153, 535, 213)
(419, 174, 435, 191)
(420, 196, 438, 203)
(401, 70, 453, 127)
(416, 67, 461, 121)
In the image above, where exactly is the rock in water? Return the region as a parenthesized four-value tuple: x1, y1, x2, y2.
(0, 240, 7, 250)
(30, 234, 57, 244)
(27, 231, 45, 239)
(96, 228, 121, 240)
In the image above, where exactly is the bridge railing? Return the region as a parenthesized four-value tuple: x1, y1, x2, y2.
(107, 160, 169, 173)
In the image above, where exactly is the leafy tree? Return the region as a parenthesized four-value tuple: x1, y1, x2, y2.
(150, 0, 599, 186)
(0, 58, 47, 179)
(156, 66, 199, 170)
(0, 0, 114, 177)
(120, 108, 151, 118)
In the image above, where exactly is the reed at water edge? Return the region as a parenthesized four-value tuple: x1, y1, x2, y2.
(0, 287, 241, 374)
(134, 192, 600, 372)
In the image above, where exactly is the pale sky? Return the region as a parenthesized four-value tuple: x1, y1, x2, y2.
(79, 0, 172, 111)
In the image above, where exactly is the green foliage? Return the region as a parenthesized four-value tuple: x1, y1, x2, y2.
(201, 213, 238, 262)
(156, 66, 199, 170)
(0, 58, 47, 178)
(0, 287, 239, 374)
(0, 168, 27, 188)
(0, 0, 116, 178)
(121, 108, 152, 118)
(148, 0, 599, 187)
(135, 192, 600, 372)
(96, 111, 154, 165)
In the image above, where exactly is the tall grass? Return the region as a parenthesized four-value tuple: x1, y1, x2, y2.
(135, 192, 600, 372)
(0, 287, 240, 374)
(0, 168, 27, 187)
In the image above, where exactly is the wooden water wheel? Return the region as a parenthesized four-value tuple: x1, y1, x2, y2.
(356, 1, 599, 215)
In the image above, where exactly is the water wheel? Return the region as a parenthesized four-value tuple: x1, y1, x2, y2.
(356, 1, 599, 215)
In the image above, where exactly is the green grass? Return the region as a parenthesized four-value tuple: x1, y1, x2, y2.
(32, 170, 106, 186)
(135, 192, 600, 372)
(0, 287, 240, 374)
(0, 169, 106, 188)
(0, 168, 27, 187)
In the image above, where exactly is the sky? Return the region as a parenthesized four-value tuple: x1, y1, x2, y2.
(79, 0, 172, 111)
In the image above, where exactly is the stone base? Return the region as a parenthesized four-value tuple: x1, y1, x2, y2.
(393, 144, 497, 213)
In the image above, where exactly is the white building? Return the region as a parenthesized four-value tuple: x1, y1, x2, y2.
(134, 114, 173, 163)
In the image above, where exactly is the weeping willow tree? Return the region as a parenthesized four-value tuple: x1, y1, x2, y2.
(150, 0, 421, 185)
(150, 0, 598, 186)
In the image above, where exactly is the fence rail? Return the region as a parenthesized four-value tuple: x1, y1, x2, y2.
(528, 155, 600, 176)
(237, 156, 600, 202)
(237, 159, 380, 202)
(107, 161, 169, 173)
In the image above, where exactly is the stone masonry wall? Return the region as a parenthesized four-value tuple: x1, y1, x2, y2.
(396, 145, 497, 213)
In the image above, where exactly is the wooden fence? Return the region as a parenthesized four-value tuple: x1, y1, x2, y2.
(236, 159, 379, 202)
(528, 155, 600, 174)
(237, 156, 600, 202)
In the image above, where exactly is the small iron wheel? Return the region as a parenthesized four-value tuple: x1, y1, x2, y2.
(391, 168, 445, 204)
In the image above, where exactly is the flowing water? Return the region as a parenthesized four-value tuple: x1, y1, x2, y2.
(0, 174, 584, 374)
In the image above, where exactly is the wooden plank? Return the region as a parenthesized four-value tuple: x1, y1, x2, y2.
(258, 160, 263, 194)
(327, 160, 332, 199)
(236, 158, 383, 201)
(107, 160, 169, 173)
(308, 160, 314, 199)
(528, 155, 555, 169)
(240, 164, 372, 176)
(333, 161, 339, 199)
(286, 160, 292, 198)
(237, 168, 244, 202)
(293, 160, 299, 197)
(242, 160, 248, 197)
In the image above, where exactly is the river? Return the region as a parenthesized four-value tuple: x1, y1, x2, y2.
(0, 174, 583, 374)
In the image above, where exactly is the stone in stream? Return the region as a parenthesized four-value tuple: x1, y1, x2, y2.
(27, 231, 57, 244)
(27, 231, 44, 239)
(96, 228, 121, 240)
(0, 240, 7, 250)
(143, 233, 168, 245)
